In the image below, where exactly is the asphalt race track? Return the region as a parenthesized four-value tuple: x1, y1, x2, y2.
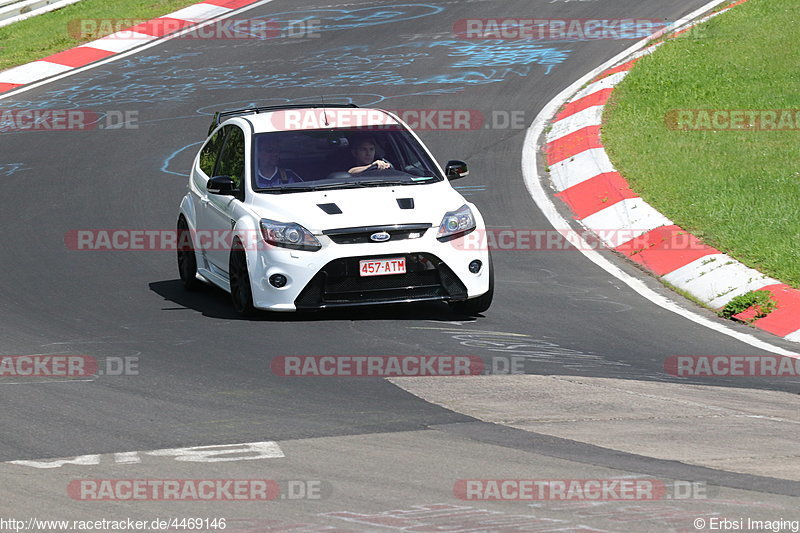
(1, 0, 798, 531)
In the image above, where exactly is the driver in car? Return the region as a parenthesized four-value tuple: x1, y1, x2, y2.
(257, 139, 303, 187)
(348, 136, 392, 174)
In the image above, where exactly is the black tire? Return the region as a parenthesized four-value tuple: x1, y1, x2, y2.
(450, 251, 494, 316)
(177, 216, 200, 291)
(229, 239, 257, 317)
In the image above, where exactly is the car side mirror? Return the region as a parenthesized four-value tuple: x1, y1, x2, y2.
(207, 176, 237, 196)
(445, 160, 469, 180)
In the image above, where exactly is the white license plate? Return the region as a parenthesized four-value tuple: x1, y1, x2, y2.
(359, 257, 406, 277)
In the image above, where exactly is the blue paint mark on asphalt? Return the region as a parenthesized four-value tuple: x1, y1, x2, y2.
(0, 3, 574, 175)
(262, 4, 444, 33)
(454, 185, 488, 196)
(161, 142, 202, 176)
(386, 40, 569, 68)
(2, 35, 570, 109)
(0, 163, 28, 176)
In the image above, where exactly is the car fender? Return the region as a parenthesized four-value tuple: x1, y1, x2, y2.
(232, 214, 260, 267)
(177, 194, 205, 282)
(179, 194, 198, 234)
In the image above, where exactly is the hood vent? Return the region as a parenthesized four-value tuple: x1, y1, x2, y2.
(317, 203, 342, 215)
(396, 198, 414, 210)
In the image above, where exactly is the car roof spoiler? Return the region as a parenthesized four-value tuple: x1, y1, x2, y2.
(208, 103, 360, 135)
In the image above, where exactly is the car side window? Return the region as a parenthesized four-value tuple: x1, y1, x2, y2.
(215, 126, 246, 190)
(199, 127, 226, 178)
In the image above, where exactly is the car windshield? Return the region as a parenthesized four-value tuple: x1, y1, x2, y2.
(251, 127, 444, 193)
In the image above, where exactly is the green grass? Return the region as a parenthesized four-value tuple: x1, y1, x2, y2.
(603, 0, 800, 288)
(0, 0, 201, 71)
(721, 289, 777, 320)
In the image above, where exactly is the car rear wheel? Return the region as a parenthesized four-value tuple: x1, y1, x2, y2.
(177, 216, 200, 290)
(450, 251, 493, 316)
(229, 240, 257, 317)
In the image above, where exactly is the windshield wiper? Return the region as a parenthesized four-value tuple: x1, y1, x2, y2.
(261, 185, 319, 193)
(261, 178, 433, 193)
(261, 183, 360, 193)
(354, 180, 423, 187)
(307, 182, 367, 190)
(292, 181, 408, 190)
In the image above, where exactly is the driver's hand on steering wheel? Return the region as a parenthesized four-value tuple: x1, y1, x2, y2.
(348, 158, 392, 174)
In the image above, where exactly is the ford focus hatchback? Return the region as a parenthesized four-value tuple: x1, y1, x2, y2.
(177, 104, 492, 316)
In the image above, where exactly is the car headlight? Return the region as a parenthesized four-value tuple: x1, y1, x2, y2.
(260, 219, 321, 251)
(437, 204, 477, 241)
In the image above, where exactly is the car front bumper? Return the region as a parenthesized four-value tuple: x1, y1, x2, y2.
(247, 230, 490, 311)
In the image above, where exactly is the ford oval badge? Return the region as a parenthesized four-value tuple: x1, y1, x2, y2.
(370, 231, 391, 242)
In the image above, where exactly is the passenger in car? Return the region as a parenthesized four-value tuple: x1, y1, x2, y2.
(256, 138, 303, 187)
(347, 136, 393, 174)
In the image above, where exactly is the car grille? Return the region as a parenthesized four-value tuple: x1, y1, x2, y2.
(323, 224, 431, 245)
(294, 253, 467, 309)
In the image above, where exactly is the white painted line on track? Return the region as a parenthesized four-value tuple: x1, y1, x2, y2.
(6, 441, 285, 468)
(0, 379, 95, 385)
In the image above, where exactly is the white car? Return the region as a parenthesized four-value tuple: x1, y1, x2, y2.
(176, 104, 493, 316)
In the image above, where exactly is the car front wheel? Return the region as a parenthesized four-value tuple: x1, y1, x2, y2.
(177, 216, 200, 290)
(229, 239, 257, 317)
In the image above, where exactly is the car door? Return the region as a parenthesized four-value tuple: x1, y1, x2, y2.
(203, 124, 247, 274)
(192, 125, 227, 272)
